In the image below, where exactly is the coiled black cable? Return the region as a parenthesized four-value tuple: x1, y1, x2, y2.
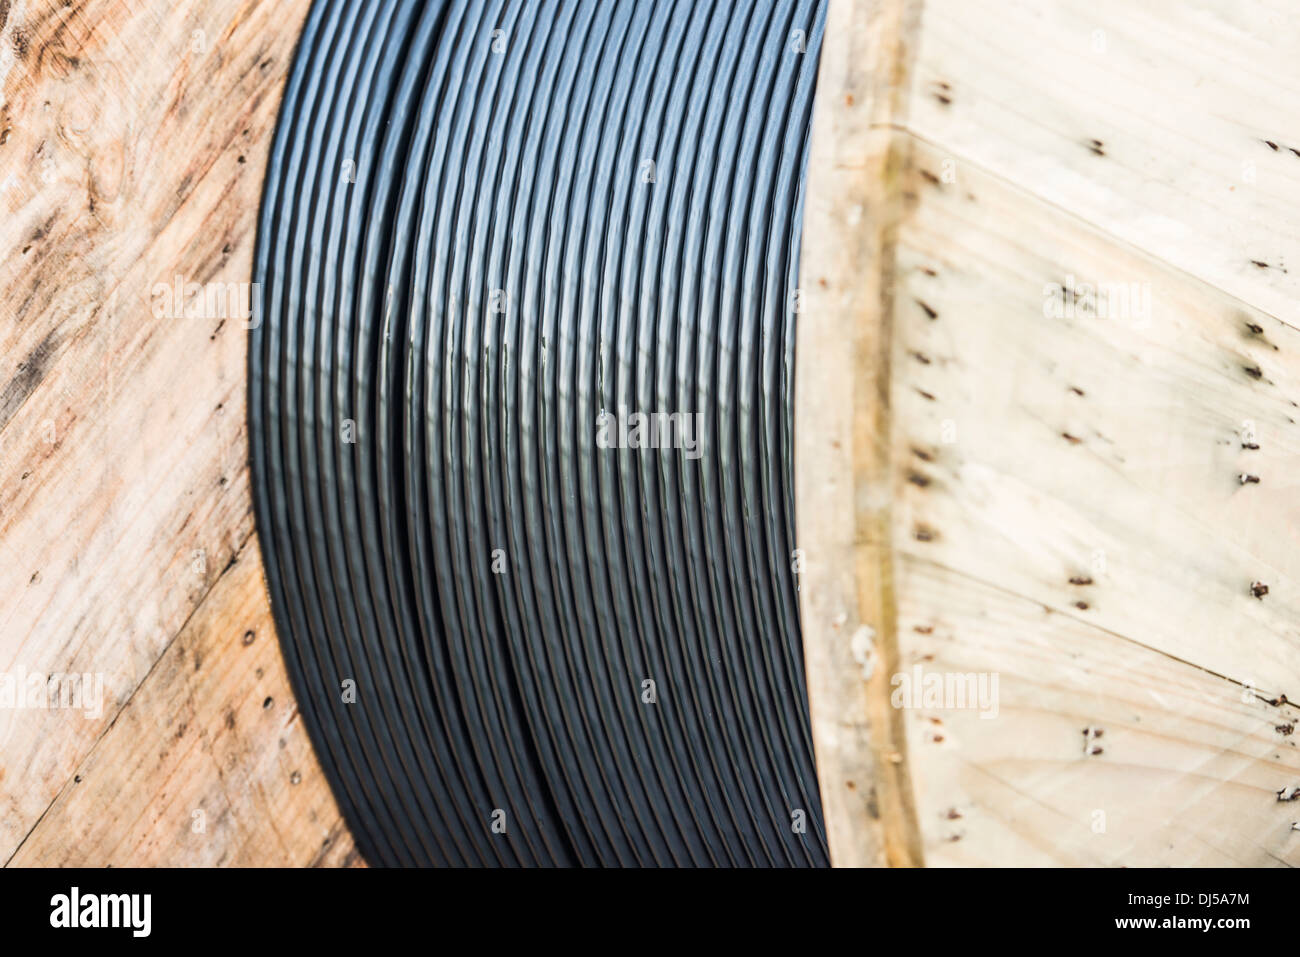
(251, 0, 828, 867)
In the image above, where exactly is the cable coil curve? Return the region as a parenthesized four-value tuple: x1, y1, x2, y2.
(250, 0, 829, 867)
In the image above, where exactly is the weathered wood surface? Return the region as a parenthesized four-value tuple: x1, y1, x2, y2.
(798, 0, 1300, 866)
(0, 0, 358, 866)
(7, 0, 1298, 870)
(795, 0, 924, 868)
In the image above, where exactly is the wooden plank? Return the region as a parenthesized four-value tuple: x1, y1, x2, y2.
(909, 0, 1300, 326)
(795, 0, 925, 867)
(893, 136, 1300, 700)
(0, 0, 349, 865)
(9, 532, 361, 867)
(887, 134, 1300, 864)
(798, 0, 1300, 865)
(898, 557, 1300, 867)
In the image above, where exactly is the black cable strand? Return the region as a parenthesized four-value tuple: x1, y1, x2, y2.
(255, 0, 422, 868)
(570, 0, 717, 866)
(251, 0, 829, 867)
(310, 0, 483, 867)
(419, 0, 567, 867)
(288, 0, 454, 868)
(492, 0, 646, 865)
(249, 0, 395, 868)
(471, 2, 609, 867)
(629, 0, 758, 865)
(370, 0, 527, 867)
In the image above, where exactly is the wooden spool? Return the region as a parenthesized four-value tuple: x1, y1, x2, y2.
(2, 0, 1297, 867)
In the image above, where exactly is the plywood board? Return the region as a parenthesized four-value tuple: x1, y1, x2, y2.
(0, 0, 353, 866)
(798, 0, 1300, 866)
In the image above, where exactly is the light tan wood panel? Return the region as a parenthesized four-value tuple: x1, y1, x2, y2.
(798, 0, 1300, 866)
(909, 0, 1300, 325)
(892, 136, 1300, 700)
(899, 557, 1300, 868)
(796, 0, 924, 867)
(0, 0, 347, 866)
(9, 533, 360, 867)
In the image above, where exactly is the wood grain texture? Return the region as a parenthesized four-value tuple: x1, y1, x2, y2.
(798, 0, 1300, 866)
(795, 0, 924, 867)
(0, 0, 358, 866)
(9, 534, 359, 866)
